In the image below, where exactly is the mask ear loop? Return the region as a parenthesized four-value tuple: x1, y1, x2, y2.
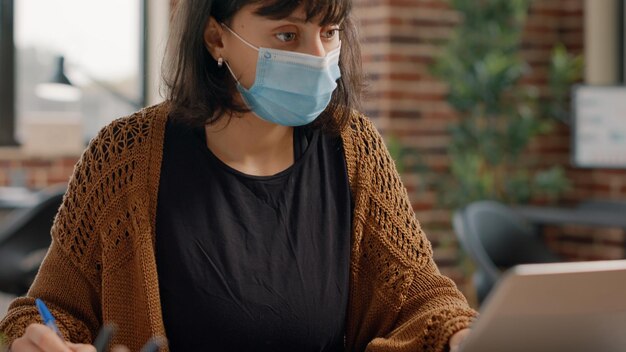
(219, 23, 260, 86)
(220, 23, 260, 51)
(222, 59, 241, 85)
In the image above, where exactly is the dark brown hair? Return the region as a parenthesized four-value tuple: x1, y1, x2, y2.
(162, 0, 363, 134)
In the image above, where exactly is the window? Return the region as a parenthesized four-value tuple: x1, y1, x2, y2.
(0, 0, 170, 148)
(14, 0, 145, 145)
(0, 0, 157, 148)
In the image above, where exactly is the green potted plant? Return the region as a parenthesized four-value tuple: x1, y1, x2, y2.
(429, 0, 583, 208)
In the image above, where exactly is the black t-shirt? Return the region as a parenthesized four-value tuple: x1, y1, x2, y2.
(155, 118, 352, 352)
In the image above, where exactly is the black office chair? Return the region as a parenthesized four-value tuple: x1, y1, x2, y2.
(0, 184, 67, 295)
(453, 200, 561, 305)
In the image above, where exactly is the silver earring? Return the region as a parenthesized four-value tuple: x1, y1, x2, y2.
(217, 57, 224, 68)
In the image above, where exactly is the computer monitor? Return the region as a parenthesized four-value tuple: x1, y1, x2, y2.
(572, 85, 626, 169)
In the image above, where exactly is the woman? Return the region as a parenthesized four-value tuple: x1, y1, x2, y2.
(1, 0, 477, 351)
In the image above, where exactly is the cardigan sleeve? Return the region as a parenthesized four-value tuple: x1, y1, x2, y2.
(0, 240, 100, 347)
(342, 113, 477, 352)
(364, 259, 477, 352)
(0, 122, 122, 348)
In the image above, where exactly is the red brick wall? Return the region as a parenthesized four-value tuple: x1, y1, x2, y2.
(0, 156, 77, 189)
(353, 0, 626, 299)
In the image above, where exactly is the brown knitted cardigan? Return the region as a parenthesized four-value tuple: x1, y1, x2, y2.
(0, 102, 476, 351)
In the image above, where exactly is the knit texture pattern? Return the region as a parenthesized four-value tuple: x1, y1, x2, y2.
(0, 102, 476, 351)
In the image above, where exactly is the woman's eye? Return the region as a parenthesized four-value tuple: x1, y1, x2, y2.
(322, 28, 341, 39)
(275, 32, 297, 42)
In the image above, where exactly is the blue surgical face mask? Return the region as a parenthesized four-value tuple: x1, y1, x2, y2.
(221, 24, 341, 127)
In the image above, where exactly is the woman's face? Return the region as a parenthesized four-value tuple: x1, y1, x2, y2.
(209, 4, 343, 90)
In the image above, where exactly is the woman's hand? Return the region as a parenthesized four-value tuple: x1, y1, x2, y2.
(448, 328, 471, 352)
(9, 323, 95, 352)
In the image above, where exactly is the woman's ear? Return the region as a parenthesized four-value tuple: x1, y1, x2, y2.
(204, 16, 224, 60)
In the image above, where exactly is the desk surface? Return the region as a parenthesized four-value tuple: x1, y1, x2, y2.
(514, 205, 626, 228)
(0, 187, 40, 209)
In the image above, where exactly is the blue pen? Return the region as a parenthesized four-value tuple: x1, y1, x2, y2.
(35, 298, 64, 339)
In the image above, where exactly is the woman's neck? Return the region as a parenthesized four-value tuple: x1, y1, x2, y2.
(204, 111, 294, 176)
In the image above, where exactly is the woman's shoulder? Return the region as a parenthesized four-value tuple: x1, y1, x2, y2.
(341, 109, 372, 133)
(89, 102, 170, 154)
(70, 102, 170, 195)
(340, 109, 388, 161)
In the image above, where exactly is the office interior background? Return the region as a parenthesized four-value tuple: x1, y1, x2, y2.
(0, 0, 625, 312)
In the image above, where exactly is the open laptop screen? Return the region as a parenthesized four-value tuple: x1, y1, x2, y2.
(459, 260, 626, 352)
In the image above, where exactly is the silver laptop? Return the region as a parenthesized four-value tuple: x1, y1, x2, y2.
(459, 260, 626, 352)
